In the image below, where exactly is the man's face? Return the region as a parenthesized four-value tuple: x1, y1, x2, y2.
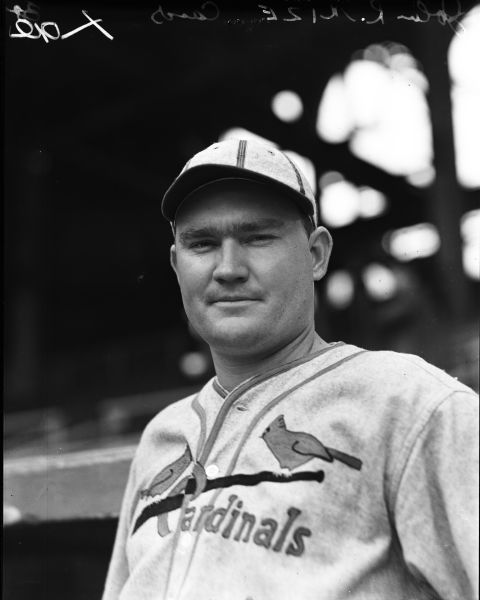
(170, 179, 331, 359)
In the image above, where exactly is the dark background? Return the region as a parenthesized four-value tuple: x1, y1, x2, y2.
(3, 0, 479, 598)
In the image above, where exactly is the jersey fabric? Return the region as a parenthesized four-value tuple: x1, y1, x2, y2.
(102, 342, 479, 600)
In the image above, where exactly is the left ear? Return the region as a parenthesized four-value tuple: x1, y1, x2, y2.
(309, 226, 333, 281)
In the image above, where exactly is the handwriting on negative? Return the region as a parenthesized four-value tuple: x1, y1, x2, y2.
(6, 5, 114, 42)
(149, 1, 465, 33)
(397, 0, 466, 32)
(6, 0, 467, 43)
(151, 1, 220, 25)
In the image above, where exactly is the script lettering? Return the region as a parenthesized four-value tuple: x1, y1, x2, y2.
(397, 0, 466, 33)
(365, 0, 384, 24)
(7, 5, 114, 41)
(151, 1, 219, 24)
(284, 6, 301, 22)
(258, 4, 278, 21)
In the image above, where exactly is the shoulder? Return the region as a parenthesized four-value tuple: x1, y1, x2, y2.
(133, 380, 213, 458)
(340, 345, 475, 398)
(322, 346, 478, 455)
(331, 348, 478, 505)
(141, 388, 203, 440)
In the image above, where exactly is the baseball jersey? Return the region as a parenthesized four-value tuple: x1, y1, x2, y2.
(102, 342, 479, 600)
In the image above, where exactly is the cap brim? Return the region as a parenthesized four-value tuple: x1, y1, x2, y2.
(162, 164, 315, 223)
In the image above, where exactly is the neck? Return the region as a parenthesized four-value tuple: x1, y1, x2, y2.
(211, 328, 329, 392)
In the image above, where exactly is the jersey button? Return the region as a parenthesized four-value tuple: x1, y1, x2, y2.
(205, 464, 219, 478)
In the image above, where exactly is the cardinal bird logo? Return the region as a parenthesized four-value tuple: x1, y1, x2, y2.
(261, 415, 362, 471)
(139, 444, 208, 537)
(141, 444, 194, 499)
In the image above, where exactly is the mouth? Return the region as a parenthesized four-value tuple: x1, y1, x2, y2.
(213, 299, 258, 306)
(210, 296, 260, 304)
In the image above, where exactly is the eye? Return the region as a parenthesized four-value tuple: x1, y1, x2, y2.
(245, 234, 275, 245)
(189, 240, 217, 251)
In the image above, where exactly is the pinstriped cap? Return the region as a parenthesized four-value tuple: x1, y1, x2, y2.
(162, 139, 318, 226)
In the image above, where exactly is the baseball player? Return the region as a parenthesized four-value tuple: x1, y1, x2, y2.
(103, 139, 479, 600)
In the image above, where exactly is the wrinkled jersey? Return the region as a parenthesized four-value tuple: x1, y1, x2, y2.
(103, 342, 479, 600)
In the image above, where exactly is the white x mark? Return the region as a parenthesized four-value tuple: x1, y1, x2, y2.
(61, 10, 113, 40)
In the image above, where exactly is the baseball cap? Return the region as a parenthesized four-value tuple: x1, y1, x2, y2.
(161, 139, 318, 226)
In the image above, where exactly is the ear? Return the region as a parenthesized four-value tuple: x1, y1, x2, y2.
(309, 226, 333, 281)
(170, 244, 178, 278)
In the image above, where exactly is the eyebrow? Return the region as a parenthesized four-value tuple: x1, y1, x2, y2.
(178, 218, 286, 245)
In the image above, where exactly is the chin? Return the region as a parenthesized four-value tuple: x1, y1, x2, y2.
(204, 322, 267, 355)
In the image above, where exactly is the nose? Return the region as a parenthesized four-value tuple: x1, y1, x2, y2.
(212, 239, 248, 283)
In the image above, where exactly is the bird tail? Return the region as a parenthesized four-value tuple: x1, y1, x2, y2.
(328, 448, 362, 471)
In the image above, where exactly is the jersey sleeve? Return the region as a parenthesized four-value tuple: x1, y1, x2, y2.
(394, 390, 479, 600)
(102, 454, 138, 600)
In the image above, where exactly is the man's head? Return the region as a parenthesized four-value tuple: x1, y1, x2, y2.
(163, 140, 332, 360)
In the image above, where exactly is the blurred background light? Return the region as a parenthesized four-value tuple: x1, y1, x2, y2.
(320, 178, 359, 228)
(448, 7, 480, 87)
(319, 173, 387, 227)
(357, 186, 387, 219)
(463, 245, 480, 281)
(271, 90, 304, 123)
(362, 263, 398, 301)
(461, 209, 480, 280)
(406, 166, 436, 188)
(319, 170, 344, 188)
(179, 352, 209, 379)
(344, 59, 390, 128)
(316, 43, 433, 181)
(383, 223, 441, 262)
(461, 209, 480, 243)
(448, 6, 480, 188)
(326, 270, 355, 309)
(316, 74, 353, 143)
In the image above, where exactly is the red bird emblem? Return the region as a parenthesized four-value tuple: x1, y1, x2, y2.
(261, 415, 362, 471)
(139, 443, 208, 537)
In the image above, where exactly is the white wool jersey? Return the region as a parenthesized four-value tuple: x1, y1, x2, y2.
(103, 342, 479, 600)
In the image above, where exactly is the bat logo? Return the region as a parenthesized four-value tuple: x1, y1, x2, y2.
(261, 415, 362, 471)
